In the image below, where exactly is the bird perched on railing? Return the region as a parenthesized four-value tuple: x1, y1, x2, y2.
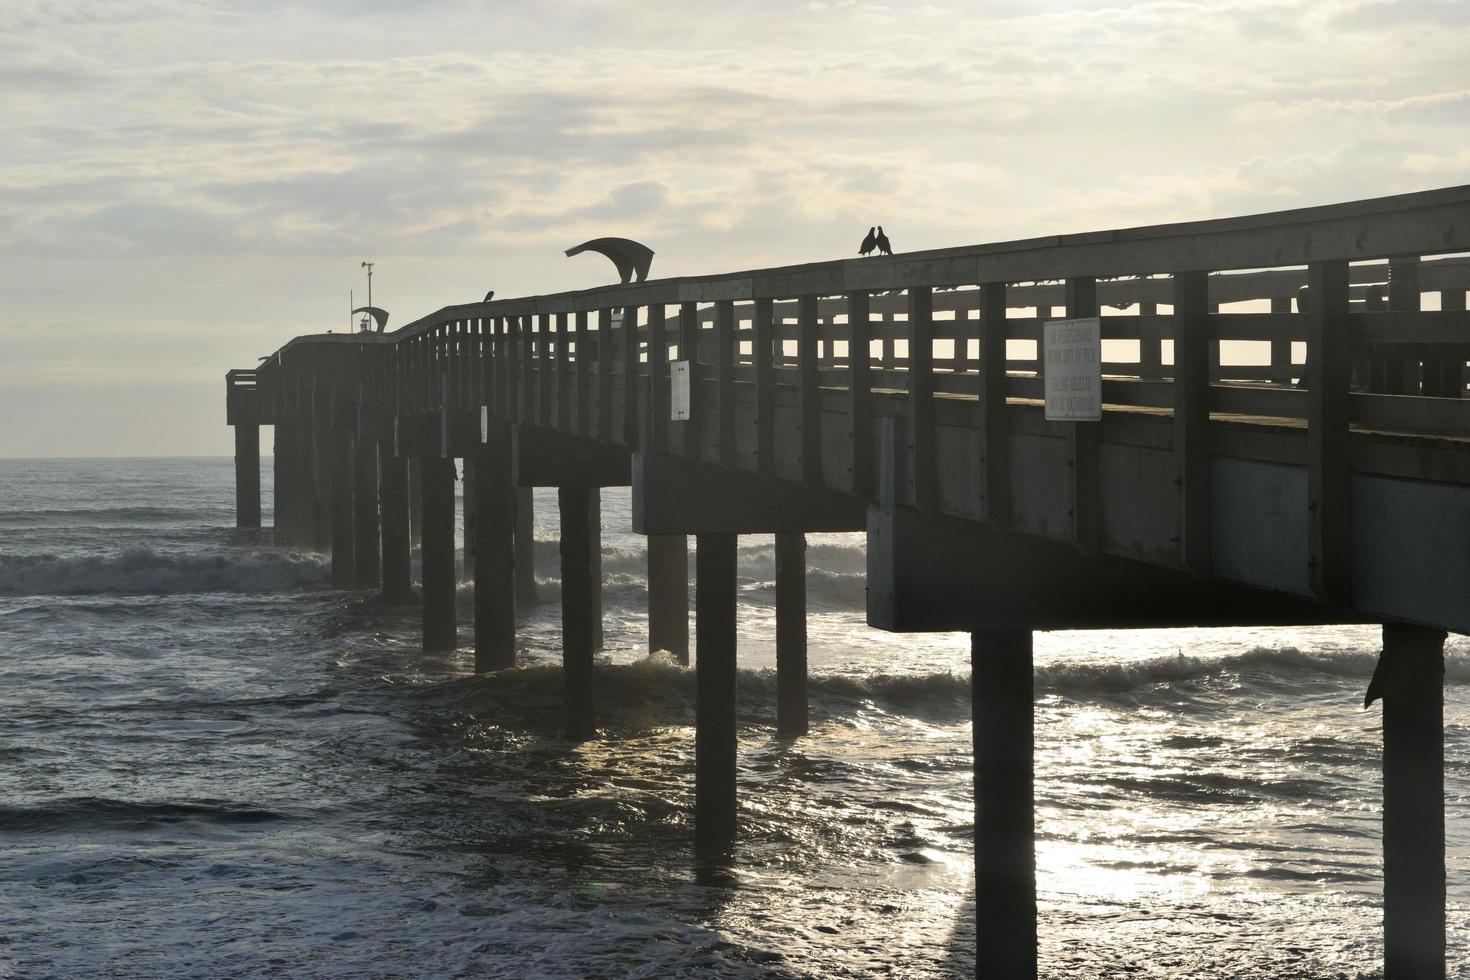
(859, 227, 877, 256)
(875, 226, 893, 256)
(564, 237, 654, 285)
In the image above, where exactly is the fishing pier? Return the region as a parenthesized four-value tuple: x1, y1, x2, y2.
(226, 186, 1470, 978)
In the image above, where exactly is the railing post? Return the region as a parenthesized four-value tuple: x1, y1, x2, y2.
(679, 302, 701, 459)
(597, 308, 614, 440)
(649, 305, 669, 452)
(622, 305, 640, 447)
(1138, 299, 1164, 381)
(1387, 256, 1421, 396)
(1442, 289, 1468, 398)
(754, 298, 776, 476)
(575, 311, 590, 436)
(1306, 259, 1351, 603)
(1063, 277, 1100, 554)
(979, 282, 1011, 528)
(1173, 271, 1212, 576)
(848, 291, 873, 496)
(716, 300, 736, 467)
(798, 294, 821, 488)
(555, 312, 571, 430)
(1269, 296, 1294, 385)
(908, 286, 935, 512)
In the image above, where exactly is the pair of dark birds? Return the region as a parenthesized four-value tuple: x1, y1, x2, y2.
(859, 226, 892, 257)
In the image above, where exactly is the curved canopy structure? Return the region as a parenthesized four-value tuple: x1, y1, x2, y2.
(352, 306, 390, 333)
(564, 237, 654, 285)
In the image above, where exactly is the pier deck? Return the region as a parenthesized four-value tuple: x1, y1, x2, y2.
(228, 185, 1470, 978)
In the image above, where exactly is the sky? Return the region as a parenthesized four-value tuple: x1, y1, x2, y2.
(1, 0, 1467, 457)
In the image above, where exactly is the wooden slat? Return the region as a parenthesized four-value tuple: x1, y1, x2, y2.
(1065, 276, 1101, 555)
(1352, 392, 1470, 437)
(848, 291, 873, 495)
(909, 286, 935, 511)
(798, 294, 820, 487)
(1173, 270, 1212, 576)
(979, 282, 1011, 527)
(1306, 259, 1351, 603)
(1209, 384, 1306, 418)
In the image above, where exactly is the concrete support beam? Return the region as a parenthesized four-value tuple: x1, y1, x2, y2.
(1372, 622, 1447, 980)
(632, 452, 865, 535)
(559, 485, 596, 740)
(330, 433, 356, 589)
(868, 507, 1356, 631)
(695, 532, 739, 858)
(471, 437, 516, 673)
(408, 457, 423, 549)
(353, 438, 380, 590)
(512, 425, 631, 488)
(775, 531, 808, 738)
(379, 447, 411, 604)
(647, 533, 690, 664)
(234, 423, 261, 529)
(515, 486, 538, 608)
(972, 628, 1036, 980)
(420, 457, 458, 651)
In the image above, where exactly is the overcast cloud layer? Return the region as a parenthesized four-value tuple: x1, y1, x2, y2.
(2, 0, 1467, 456)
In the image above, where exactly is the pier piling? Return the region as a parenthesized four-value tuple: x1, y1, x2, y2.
(559, 485, 596, 740)
(379, 447, 411, 603)
(353, 438, 380, 589)
(775, 531, 808, 737)
(1376, 621, 1447, 980)
(695, 532, 739, 857)
(472, 437, 516, 672)
(329, 434, 356, 588)
(420, 456, 457, 651)
(647, 533, 690, 664)
(515, 486, 538, 607)
(972, 628, 1036, 980)
(234, 421, 261, 528)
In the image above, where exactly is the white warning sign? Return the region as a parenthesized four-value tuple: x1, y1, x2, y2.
(1043, 316, 1101, 422)
(671, 360, 691, 421)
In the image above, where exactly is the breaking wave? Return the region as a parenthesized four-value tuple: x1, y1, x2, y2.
(0, 547, 329, 596)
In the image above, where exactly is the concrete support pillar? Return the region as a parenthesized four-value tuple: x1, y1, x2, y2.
(775, 531, 808, 737)
(559, 485, 596, 740)
(695, 532, 739, 858)
(408, 457, 424, 549)
(472, 443, 516, 673)
(271, 421, 293, 541)
(1373, 622, 1446, 980)
(379, 447, 411, 604)
(329, 433, 356, 588)
(234, 423, 261, 529)
(353, 439, 380, 590)
(972, 628, 1036, 980)
(647, 533, 690, 664)
(420, 457, 457, 651)
(515, 486, 538, 607)
(310, 417, 333, 552)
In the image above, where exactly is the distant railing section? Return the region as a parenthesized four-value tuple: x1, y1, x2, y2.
(247, 187, 1470, 447)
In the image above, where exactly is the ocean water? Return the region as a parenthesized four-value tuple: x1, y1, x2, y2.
(0, 455, 1465, 979)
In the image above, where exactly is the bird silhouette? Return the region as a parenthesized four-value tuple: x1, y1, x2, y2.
(875, 226, 892, 256)
(859, 226, 877, 256)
